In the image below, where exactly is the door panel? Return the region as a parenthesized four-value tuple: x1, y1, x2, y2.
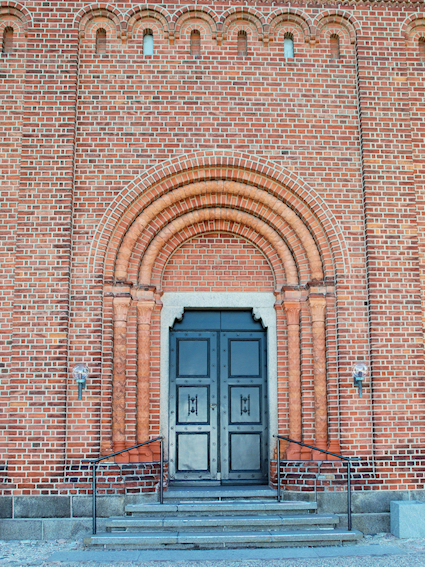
(169, 313, 268, 484)
(169, 332, 218, 481)
(221, 332, 268, 482)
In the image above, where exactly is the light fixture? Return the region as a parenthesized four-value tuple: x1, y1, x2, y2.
(72, 364, 89, 400)
(352, 361, 368, 397)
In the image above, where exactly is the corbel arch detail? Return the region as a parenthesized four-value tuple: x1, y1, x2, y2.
(221, 9, 265, 42)
(126, 6, 170, 40)
(401, 13, 425, 40)
(0, 5, 30, 35)
(268, 10, 312, 44)
(173, 7, 218, 42)
(77, 5, 124, 39)
(313, 12, 359, 45)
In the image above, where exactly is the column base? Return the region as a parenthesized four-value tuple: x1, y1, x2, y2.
(285, 442, 301, 460)
(327, 439, 341, 459)
(113, 441, 129, 463)
(311, 440, 328, 460)
(138, 446, 154, 462)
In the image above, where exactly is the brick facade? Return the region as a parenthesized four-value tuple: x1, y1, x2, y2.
(1, 1, 424, 499)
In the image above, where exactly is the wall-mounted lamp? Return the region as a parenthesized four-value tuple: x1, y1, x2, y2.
(352, 362, 368, 397)
(72, 364, 89, 400)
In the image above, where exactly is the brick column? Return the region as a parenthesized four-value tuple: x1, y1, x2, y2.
(308, 296, 328, 459)
(283, 301, 302, 460)
(112, 296, 131, 462)
(136, 294, 156, 462)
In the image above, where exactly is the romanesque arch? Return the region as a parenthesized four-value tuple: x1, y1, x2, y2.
(94, 155, 349, 463)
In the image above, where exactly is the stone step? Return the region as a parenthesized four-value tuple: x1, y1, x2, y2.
(164, 486, 277, 501)
(125, 500, 317, 517)
(85, 527, 362, 549)
(107, 513, 338, 532)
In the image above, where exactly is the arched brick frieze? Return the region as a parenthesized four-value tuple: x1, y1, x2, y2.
(137, 208, 299, 287)
(172, 7, 218, 43)
(401, 13, 425, 41)
(114, 181, 323, 285)
(268, 10, 312, 44)
(0, 6, 29, 39)
(221, 10, 265, 43)
(313, 13, 359, 45)
(0, 3, 31, 29)
(89, 154, 349, 283)
(126, 6, 171, 40)
(77, 5, 124, 39)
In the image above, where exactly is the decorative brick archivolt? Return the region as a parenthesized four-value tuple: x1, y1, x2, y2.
(312, 12, 360, 45)
(115, 181, 323, 285)
(138, 208, 298, 286)
(0, 3, 31, 30)
(401, 13, 425, 40)
(173, 7, 218, 42)
(268, 10, 312, 44)
(126, 6, 171, 40)
(221, 10, 265, 42)
(77, 5, 124, 39)
(151, 223, 282, 291)
(90, 153, 348, 281)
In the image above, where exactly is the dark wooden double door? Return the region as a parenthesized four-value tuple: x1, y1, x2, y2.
(169, 311, 268, 484)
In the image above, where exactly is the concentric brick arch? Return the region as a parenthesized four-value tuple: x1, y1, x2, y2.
(138, 208, 298, 287)
(114, 181, 321, 286)
(153, 226, 280, 291)
(89, 153, 350, 284)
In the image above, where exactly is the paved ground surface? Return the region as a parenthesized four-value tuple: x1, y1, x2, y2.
(1, 534, 425, 566)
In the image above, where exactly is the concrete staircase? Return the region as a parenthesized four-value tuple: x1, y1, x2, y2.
(84, 486, 362, 549)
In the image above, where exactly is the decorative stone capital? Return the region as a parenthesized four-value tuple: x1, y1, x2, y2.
(308, 296, 326, 323)
(283, 301, 301, 326)
(136, 299, 155, 326)
(113, 296, 131, 322)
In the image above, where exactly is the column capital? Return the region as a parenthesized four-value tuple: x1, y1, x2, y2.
(136, 298, 155, 326)
(308, 295, 327, 323)
(283, 301, 301, 326)
(113, 296, 131, 322)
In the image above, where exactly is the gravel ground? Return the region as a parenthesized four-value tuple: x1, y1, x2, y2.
(1, 534, 425, 567)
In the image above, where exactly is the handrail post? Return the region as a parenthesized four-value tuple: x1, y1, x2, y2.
(347, 459, 352, 531)
(160, 437, 164, 504)
(277, 437, 281, 502)
(92, 462, 97, 535)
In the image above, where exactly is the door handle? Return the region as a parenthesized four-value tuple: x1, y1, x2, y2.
(210, 404, 217, 410)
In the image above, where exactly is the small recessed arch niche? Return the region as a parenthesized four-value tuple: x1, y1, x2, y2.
(96, 28, 107, 54)
(2, 26, 14, 54)
(284, 33, 294, 58)
(419, 37, 425, 62)
(143, 28, 154, 55)
(237, 30, 248, 56)
(330, 34, 341, 60)
(190, 29, 201, 57)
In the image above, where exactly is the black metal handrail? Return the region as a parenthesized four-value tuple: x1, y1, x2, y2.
(82, 436, 164, 535)
(274, 435, 353, 531)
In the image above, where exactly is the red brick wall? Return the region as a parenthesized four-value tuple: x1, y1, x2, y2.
(1, 1, 424, 496)
(161, 232, 275, 292)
